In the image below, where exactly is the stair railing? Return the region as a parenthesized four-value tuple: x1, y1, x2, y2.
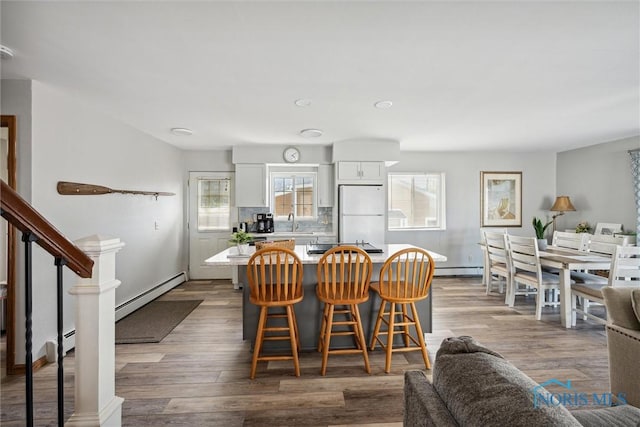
(1, 179, 93, 426)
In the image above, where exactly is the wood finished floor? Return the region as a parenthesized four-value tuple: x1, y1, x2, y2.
(1, 277, 610, 426)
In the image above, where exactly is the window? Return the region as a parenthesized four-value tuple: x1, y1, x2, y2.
(388, 173, 446, 230)
(197, 177, 231, 231)
(271, 171, 317, 219)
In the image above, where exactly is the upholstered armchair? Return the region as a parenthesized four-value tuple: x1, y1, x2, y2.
(602, 287, 640, 408)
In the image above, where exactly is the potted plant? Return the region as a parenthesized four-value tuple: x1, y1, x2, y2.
(532, 217, 552, 250)
(229, 230, 252, 255)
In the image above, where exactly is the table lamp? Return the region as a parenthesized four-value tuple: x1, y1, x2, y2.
(550, 196, 576, 233)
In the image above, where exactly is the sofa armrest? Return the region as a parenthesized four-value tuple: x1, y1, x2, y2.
(606, 324, 640, 408)
(403, 371, 458, 427)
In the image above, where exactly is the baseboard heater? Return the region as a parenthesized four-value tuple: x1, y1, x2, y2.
(115, 271, 187, 320)
(46, 271, 187, 361)
(435, 266, 483, 277)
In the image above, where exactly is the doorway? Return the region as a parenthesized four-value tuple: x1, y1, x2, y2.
(1, 115, 17, 376)
(188, 172, 236, 279)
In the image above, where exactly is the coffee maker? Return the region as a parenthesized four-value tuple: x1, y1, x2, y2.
(255, 213, 274, 233)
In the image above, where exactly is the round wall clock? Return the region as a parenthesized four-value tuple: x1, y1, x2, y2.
(283, 147, 300, 163)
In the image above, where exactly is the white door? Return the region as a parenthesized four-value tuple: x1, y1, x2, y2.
(189, 172, 237, 279)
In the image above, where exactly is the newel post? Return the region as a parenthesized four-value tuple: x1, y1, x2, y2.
(67, 235, 125, 427)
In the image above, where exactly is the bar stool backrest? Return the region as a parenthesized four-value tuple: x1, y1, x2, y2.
(247, 247, 303, 304)
(378, 248, 435, 300)
(316, 245, 372, 302)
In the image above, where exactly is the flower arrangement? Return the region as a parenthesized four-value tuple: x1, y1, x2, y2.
(575, 221, 591, 233)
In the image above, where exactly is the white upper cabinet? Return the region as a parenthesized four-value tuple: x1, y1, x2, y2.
(235, 164, 267, 207)
(337, 161, 384, 183)
(318, 164, 334, 207)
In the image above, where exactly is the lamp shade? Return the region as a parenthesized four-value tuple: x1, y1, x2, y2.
(550, 196, 576, 212)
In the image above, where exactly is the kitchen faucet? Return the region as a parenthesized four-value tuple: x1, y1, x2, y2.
(287, 212, 298, 232)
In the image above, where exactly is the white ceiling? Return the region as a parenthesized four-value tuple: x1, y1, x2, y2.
(1, 1, 638, 152)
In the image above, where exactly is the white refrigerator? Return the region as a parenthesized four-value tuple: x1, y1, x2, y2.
(338, 185, 385, 245)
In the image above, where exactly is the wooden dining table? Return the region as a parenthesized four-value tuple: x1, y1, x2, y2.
(537, 246, 612, 328)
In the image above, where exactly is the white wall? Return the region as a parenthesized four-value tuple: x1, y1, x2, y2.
(8, 81, 185, 362)
(556, 136, 639, 233)
(1, 79, 32, 200)
(387, 150, 557, 271)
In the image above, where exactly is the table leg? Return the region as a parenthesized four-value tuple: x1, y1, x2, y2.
(560, 268, 571, 328)
(481, 247, 489, 289)
(232, 266, 242, 290)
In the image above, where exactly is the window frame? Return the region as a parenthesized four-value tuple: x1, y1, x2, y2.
(195, 175, 233, 232)
(387, 172, 446, 231)
(269, 169, 318, 220)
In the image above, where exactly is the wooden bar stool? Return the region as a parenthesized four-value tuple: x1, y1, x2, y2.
(370, 248, 435, 373)
(316, 245, 372, 376)
(247, 247, 303, 379)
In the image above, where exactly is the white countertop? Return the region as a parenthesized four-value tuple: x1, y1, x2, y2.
(205, 244, 447, 266)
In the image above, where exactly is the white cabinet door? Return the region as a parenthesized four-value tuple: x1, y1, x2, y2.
(337, 162, 361, 181)
(360, 162, 383, 180)
(235, 164, 267, 207)
(318, 164, 334, 207)
(337, 161, 384, 183)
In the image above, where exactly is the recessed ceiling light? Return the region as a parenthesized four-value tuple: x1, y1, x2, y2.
(374, 100, 393, 109)
(171, 127, 193, 136)
(0, 45, 14, 59)
(300, 128, 323, 138)
(294, 99, 312, 107)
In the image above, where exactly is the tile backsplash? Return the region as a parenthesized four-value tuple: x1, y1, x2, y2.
(238, 207, 333, 233)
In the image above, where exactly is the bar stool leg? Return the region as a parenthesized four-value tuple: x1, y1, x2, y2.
(250, 306, 268, 379)
(317, 303, 329, 352)
(351, 304, 371, 374)
(370, 300, 386, 351)
(384, 302, 396, 373)
(410, 302, 431, 370)
(286, 305, 300, 377)
(320, 304, 335, 376)
(402, 304, 410, 347)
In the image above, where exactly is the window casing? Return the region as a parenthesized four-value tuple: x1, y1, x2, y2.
(197, 177, 231, 231)
(388, 173, 446, 230)
(271, 171, 317, 219)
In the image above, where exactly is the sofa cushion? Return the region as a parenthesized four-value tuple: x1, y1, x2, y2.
(571, 405, 640, 427)
(602, 287, 640, 330)
(432, 336, 581, 427)
(631, 289, 640, 325)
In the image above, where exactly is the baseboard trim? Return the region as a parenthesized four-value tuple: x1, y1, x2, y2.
(435, 266, 483, 277)
(11, 354, 48, 375)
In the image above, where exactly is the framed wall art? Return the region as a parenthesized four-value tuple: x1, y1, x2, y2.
(480, 171, 522, 227)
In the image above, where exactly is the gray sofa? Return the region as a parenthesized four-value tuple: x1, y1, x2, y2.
(603, 287, 640, 408)
(404, 336, 640, 426)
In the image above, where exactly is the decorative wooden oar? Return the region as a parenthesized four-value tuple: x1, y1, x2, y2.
(57, 181, 175, 200)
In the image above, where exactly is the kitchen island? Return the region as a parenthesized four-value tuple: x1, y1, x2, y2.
(205, 244, 447, 351)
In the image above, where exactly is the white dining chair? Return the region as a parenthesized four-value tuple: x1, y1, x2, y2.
(571, 245, 640, 326)
(570, 234, 631, 323)
(483, 231, 510, 297)
(506, 235, 563, 319)
(551, 231, 589, 252)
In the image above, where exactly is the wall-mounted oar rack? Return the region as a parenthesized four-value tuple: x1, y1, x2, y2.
(57, 181, 175, 200)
